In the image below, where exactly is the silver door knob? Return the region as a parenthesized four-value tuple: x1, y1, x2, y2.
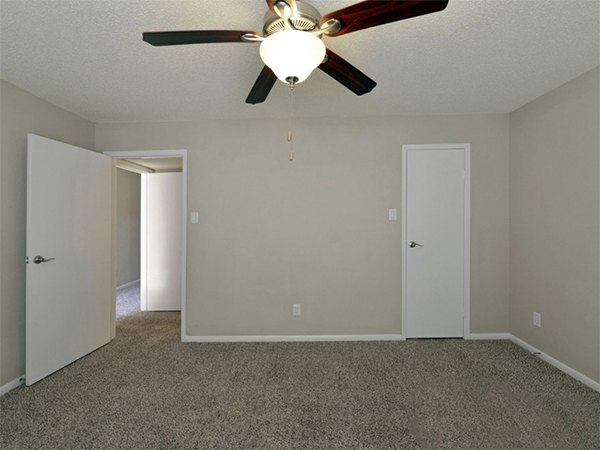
(33, 255, 55, 264)
(409, 241, 424, 248)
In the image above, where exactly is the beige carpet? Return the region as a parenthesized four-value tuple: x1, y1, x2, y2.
(1, 283, 598, 449)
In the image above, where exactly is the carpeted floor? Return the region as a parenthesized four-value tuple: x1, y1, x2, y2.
(116, 281, 142, 318)
(1, 283, 599, 449)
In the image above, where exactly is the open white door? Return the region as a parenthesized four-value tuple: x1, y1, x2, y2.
(141, 172, 182, 311)
(26, 134, 112, 385)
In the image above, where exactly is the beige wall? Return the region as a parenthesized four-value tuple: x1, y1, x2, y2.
(0, 80, 95, 385)
(510, 67, 599, 382)
(116, 169, 140, 287)
(96, 114, 510, 337)
(2, 68, 596, 387)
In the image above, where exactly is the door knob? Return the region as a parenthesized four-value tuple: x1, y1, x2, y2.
(409, 241, 424, 248)
(33, 255, 55, 264)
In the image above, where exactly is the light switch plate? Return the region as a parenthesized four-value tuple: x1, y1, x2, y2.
(388, 208, 397, 221)
(191, 211, 199, 224)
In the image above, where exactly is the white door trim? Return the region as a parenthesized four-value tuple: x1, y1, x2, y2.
(401, 144, 471, 338)
(104, 149, 188, 342)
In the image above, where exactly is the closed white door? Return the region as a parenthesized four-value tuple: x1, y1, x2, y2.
(26, 134, 112, 385)
(141, 172, 182, 311)
(403, 145, 469, 338)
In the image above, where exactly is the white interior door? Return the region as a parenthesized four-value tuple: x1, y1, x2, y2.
(26, 134, 112, 385)
(141, 172, 182, 311)
(403, 145, 469, 338)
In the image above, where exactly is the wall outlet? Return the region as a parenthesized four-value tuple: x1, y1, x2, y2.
(190, 211, 199, 224)
(533, 312, 541, 328)
(292, 304, 301, 317)
(388, 208, 397, 221)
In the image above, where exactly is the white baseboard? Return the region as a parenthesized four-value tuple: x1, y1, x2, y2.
(467, 333, 510, 340)
(509, 334, 600, 393)
(183, 334, 405, 343)
(0, 375, 25, 396)
(117, 278, 140, 290)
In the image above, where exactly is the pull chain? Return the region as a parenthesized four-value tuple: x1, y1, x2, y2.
(287, 76, 297, 161)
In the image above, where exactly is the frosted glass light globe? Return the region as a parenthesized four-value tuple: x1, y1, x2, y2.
(259, 30, 326, 84)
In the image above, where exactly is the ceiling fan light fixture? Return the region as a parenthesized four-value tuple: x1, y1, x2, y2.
(259, 30, 325, 84)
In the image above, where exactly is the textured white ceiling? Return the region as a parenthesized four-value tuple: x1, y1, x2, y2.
(1, 0, 598, 123)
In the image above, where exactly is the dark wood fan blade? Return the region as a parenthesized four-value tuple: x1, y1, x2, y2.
(318, 49, 376, 96)
(321, 0, 449, 37)
(142, 30, 256, 46)
(246, 66, 278, 104)
(266, 0, 278, 16)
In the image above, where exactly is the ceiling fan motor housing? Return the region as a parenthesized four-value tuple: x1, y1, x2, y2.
(262, 1, 322, 36)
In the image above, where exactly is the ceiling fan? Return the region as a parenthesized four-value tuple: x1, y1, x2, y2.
(143, 0, 449, 104)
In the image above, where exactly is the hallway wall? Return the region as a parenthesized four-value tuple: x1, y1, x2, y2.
(116, 168, 140, 287)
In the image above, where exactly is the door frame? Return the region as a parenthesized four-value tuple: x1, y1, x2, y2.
(104, 149, 188, 342)
(401, 144, 471, 339)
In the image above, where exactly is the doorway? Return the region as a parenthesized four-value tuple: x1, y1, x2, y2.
(401, 144, 470, 338)
(106, 150, 188, 341)
(115, 166, 142, 319)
